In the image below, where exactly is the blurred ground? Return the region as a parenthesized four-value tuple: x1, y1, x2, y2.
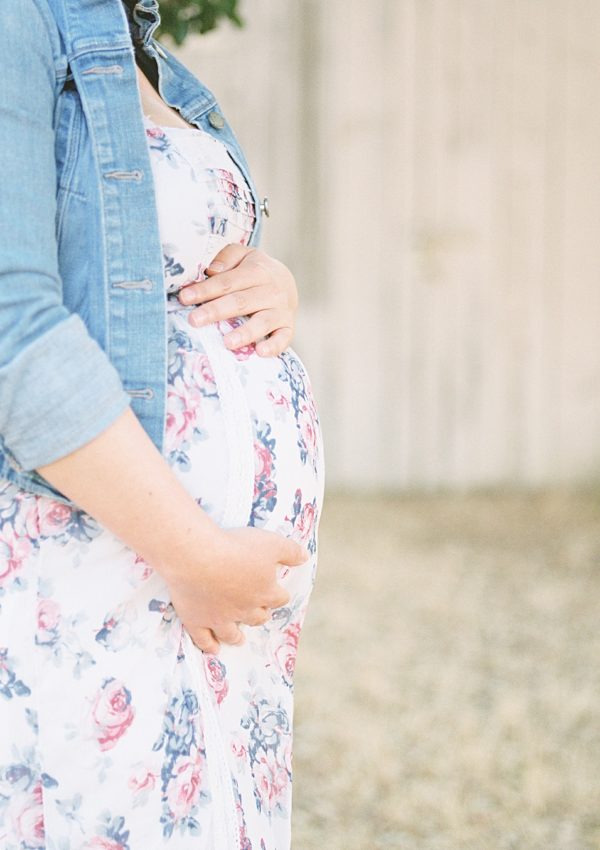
(291, 489, 600, 850)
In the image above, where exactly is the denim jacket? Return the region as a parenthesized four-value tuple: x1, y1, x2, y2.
(0, 0, 264, 505)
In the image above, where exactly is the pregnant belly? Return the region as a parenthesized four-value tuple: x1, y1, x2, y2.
(164, 309, 324, 553)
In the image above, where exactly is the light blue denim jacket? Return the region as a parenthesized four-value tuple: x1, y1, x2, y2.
(0, 0, 264, 505)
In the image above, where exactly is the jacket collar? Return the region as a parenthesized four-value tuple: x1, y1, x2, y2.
(120, 0, 161, 48)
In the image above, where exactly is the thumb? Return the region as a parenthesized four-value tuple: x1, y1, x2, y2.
(206, 244, 254, 275)
(280, 537, 310, 567)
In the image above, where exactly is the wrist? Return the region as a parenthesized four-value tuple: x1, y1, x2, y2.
(151, 506, 229, 583)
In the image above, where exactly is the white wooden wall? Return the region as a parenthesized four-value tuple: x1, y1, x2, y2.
(173, 0, 600, 490)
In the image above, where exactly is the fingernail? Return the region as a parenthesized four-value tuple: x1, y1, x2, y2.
(208, 261, 225, 273)
(226, 332, 241, 348)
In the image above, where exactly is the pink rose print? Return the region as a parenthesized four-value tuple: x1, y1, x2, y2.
(91, 677, 135, 751)
(204, 655, 229, 705)
(37, 501, 72, 537)
(38, 598, 60, 632)
(254, 440, 274, 480)
(219, 318, 256, 360)
(284, 491, 318, 555)
(10, 783, 45, 848)
(166, 381, 198, 450)
(298, 404, 319, 463)
(95, 602, 139, 653)
(36, 598, 61, 647)
(0, 525, 35, 586)
(129, 767, 157, 794)
(295, 501, 316, 546)
(254, 750, 290, 813)
(231, 735, 248, 761)
(131, 553, 153, 583)
(266, 389, 291, 413)
(166, 753, 203, 820)
(84, 839, 125, 850)
(191, 352, 217, 389)
(274, 622, 301, 687)
(250, 421, 278, 525)
(129, 765, 157, 806)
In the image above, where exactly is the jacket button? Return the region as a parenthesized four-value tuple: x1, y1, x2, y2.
(260, 197, 270, 218)
(207, 111, 225, 130)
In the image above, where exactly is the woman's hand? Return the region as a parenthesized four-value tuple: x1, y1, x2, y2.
(177, 244, 299, 356)
(165, 526, 309, 654)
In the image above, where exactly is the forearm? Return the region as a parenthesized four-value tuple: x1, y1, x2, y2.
(36, 406, 221, 579)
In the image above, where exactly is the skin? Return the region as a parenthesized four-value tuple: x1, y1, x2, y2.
(34, 63, 309, 655)
(137, 65, 298, 357)
(37, 408, 309, 655)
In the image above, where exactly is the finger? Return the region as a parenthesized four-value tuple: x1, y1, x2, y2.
(268, 587, 290, 609)
(179, 258, 266, 306)
(212, 622, 245, 646)
(206, 243, 255, 275)
(223, 312, 288, 351)
(180, 265, 272, 309)
(279, 537, 310, 567)
(191, 627, 221, 654)
(243, 607, 272, 627)
(188, 292, 279, 330)
(255, 327, 293, 357)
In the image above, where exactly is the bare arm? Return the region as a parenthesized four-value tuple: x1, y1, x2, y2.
(37, 406, 308, 653)
(37, 406, 221, 577)
(1, 5, 307, 653)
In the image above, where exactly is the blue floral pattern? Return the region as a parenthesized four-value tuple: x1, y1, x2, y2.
(0, 115, 324, 849)
(152, 688, 209, 839)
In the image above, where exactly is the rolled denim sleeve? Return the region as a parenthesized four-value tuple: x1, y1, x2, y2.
(0, 1, 132, 471)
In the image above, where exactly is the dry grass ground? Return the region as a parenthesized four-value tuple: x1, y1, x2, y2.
(291, 489, 600, 850)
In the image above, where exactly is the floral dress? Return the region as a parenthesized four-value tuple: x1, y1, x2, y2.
(0, 114, 324, 850)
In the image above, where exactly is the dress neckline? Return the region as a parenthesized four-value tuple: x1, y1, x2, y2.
(143, 113, 205, 135)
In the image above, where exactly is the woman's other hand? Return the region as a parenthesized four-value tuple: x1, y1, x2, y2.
(177, 244, 298, 356)
(165, 526, 310, 655)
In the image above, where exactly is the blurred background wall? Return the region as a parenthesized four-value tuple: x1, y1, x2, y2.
(165, 7, 600, 847)
(173, 0, 600, 493)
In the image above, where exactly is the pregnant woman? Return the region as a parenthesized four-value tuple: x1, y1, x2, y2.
(0, 1, 324, 848)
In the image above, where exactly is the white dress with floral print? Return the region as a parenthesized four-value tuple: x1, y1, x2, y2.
(0, 115, 324, 850)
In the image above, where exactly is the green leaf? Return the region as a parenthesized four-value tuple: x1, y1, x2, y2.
(155, 0, 245, 43)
